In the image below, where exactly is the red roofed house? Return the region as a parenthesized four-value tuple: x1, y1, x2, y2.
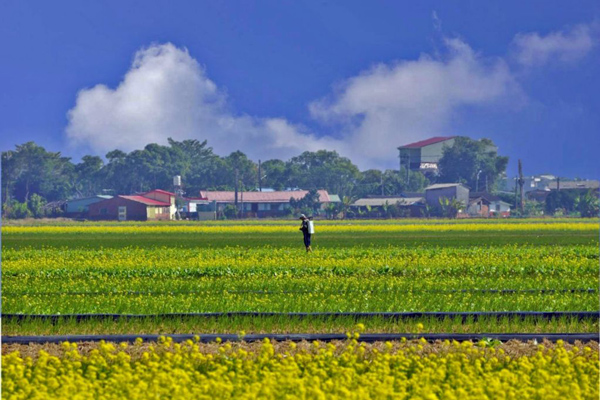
(398, 137, 456, 174)
(199, 190, 333, 218)
(140, 189, 177, 218)
(87, 194, 172, 221)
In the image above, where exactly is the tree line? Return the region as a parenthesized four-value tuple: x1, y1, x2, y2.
(2, 136, 510, 218)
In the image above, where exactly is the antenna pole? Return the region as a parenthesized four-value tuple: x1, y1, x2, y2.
(518, 159, 525, 214)
(258, 160, 262, 192)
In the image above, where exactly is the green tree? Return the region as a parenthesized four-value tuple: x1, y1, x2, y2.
(167, 138, 222, 194)
(28, 193, 47, 218)
(289, 189, 321, 215)
(1, 142, 72, 205)
(438, 137, 508, 192)
(545, 191, 579, 215)
(437, 197, 465, 218)
(73, 155, 104, 197)
(575, 190, 599, 218)
(287, 150, 360, 197)
(260, 159, 289, 190)
(224, 151, 258, 190)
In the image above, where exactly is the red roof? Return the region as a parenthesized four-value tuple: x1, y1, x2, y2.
(199, 190, 331, 203)
(120, 195, 171, 206)
(399, 136, 456, 149)
(142, 189, 175, 196)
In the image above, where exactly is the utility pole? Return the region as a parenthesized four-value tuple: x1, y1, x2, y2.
(518, 159, 525, 214)
(173, 175, 183, 220)
(258, 160, 262, 192)
(514, 176, 518, 211)
(406, 154, 410, 186)
(234, 168, 239, 209)
(476, 170, 482, 192)
(381, 174, 384, 196)
(240, 184, 244, 219)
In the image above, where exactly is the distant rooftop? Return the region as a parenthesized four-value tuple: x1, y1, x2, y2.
(548, 180, 599, 190)
(352, 197, 424, 207)
(142, 189, 175, 196)
(199, 190, 331, 203)
(398, 136, 456, 149)
(67, 195, 112, 203)
(120, 195, 171, 206)
(425, 183, 466, 190)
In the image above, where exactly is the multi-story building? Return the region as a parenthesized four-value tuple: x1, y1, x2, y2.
(397, 137, 456, 174)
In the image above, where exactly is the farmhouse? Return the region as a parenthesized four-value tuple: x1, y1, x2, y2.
(65, 195, 113, 217)
(425, 183, 469, 209)
(88, 195, 171, 221)
(467, 192, 511, 217)
(351, 196, 425, 217)
(140, 189, 177, 217)
(199, 190, 334, 218)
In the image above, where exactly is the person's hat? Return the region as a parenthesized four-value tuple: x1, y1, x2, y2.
(299, 214, 307, 219)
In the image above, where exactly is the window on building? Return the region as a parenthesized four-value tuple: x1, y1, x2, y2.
(100, 208, 108, 214)
(258, 203, 271, 211)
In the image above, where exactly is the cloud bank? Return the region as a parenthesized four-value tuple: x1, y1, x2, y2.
(309, 38, 518, 163)
(512, 23, 597, 67)
(67, 29, 576, 168)
(66, 44, 337, 162)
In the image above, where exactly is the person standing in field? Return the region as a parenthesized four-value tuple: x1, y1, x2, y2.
(299, 214, 313, 252)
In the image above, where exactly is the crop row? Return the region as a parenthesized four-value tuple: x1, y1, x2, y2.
(3, 274, 596, 295)
(2, 337, 598, 399)
(4, 315, 598, 336)
(4, 221, 598, 235)
(4, 244, 597, 315)
(5, 217, 597, 227)
(3, 245, 597, 275)
(4, 290, 597, 314)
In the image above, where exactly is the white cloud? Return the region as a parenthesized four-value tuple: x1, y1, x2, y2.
(512, 23, 597, 67)
(66, 43, 340, 161)
(310, 38, 519, 167)
(66, 40, 519, 169)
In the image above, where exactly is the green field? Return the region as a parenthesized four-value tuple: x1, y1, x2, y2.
(2, 219, 598, 335)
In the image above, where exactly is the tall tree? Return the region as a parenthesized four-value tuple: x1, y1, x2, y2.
(260, 159, 288, 191)
(1, 142, 72, 204)
(73, 155, 104, 197)
(223, 151, 258, 190)
(167, 138, 223, 194)
(287, 150, 360, 197)
(437, 137, 508, 191)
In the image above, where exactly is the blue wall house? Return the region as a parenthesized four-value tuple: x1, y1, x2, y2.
(65, 195, 113, 216)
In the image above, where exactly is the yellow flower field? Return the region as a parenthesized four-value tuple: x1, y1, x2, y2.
(2, 338, 598, 400)
(3, 221, 598, 235)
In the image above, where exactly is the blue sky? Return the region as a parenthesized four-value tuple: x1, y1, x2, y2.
(1, 0, 599, 179)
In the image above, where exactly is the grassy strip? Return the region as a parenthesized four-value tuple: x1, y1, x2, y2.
(4, 315, 598, 336)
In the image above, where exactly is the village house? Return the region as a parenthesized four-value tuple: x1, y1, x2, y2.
(64, 195, 113, 217)
(351, 196, 425, 217)
(467, 192, 511, 218)
(198, 190, 335, 218)
(87, 195, 172, 221)
(425, 183, 469, 208)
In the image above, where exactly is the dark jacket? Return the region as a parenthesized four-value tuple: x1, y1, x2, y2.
(300, 220, 309, 235)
